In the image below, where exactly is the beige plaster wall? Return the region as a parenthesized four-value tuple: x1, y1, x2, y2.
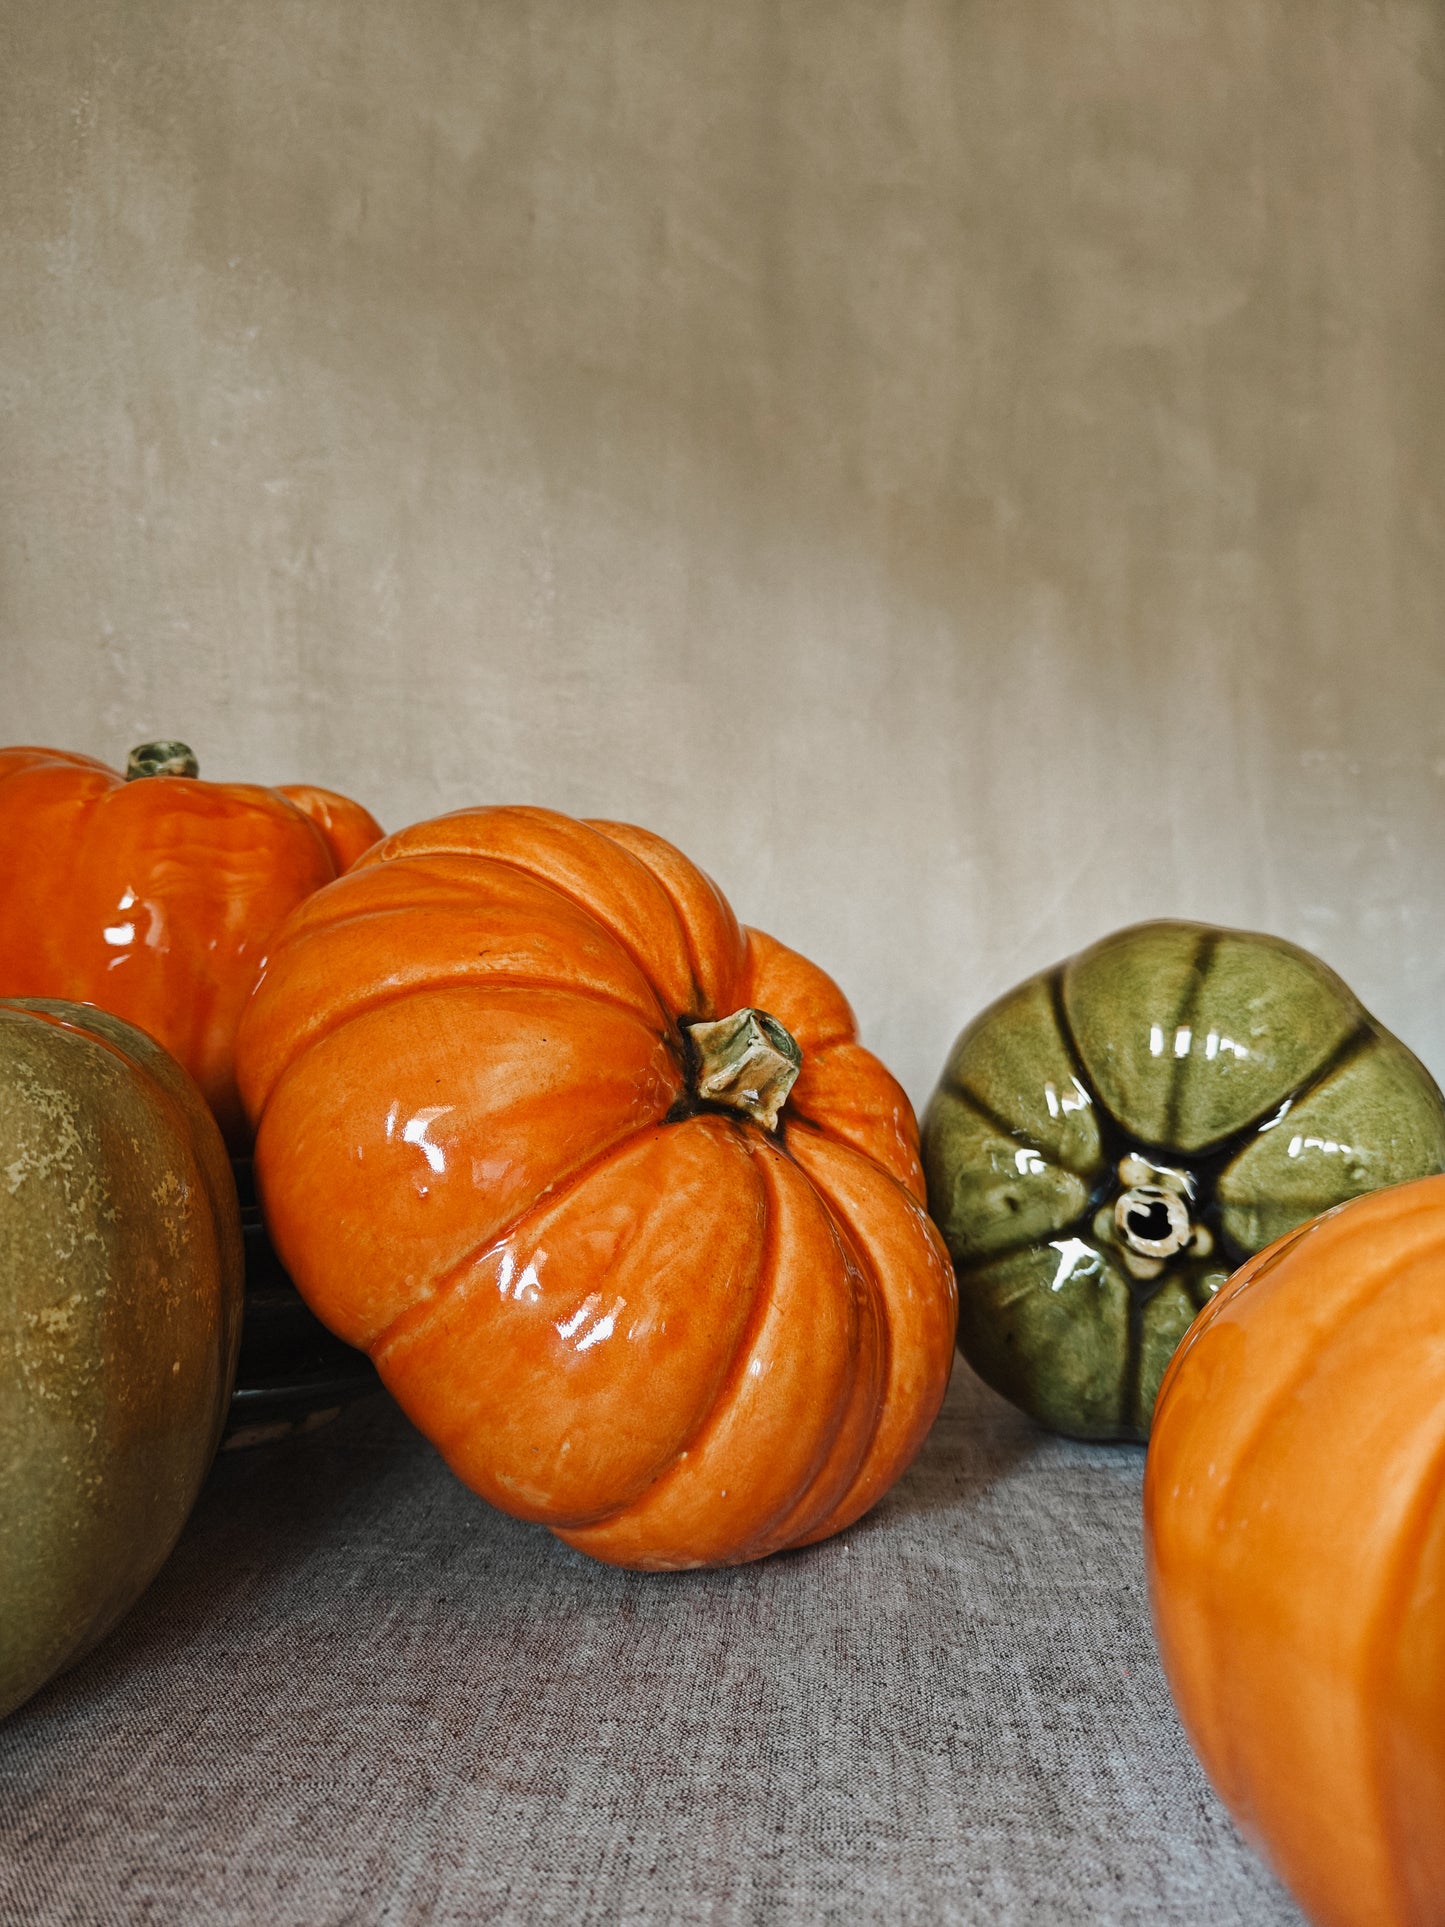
(3, 1, 1443, 1104)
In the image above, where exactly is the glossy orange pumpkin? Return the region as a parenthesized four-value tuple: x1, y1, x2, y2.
(0, 743, 382, 1147)
(1144, 1174, 1445, 1927)
(235, 806, 957, 1569)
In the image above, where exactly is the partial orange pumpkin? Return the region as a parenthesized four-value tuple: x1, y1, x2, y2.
(235, 806, 956, 1569)
(1144, 1173, 1445, 1927)
(0, 742, 382, 1147)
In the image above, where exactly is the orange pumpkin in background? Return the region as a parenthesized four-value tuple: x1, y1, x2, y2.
(0, 742, 382, 1147)
(235, 806, 957, 1569)
(1144, 1174, 1445, 1927)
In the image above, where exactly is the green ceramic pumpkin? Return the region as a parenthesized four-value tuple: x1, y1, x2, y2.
(922, 921, 1445, 1442)
(0, 999, 243, 1719)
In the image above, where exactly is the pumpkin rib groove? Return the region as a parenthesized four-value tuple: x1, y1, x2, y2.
(266, 903, 667, 1029)
(585, 819, 728, 1020)
(751, 1258, 882, 1556)
(1195, 1214, 1445, 1534)
(1256, 1017, 1379, 1127)
(361, 825, 698, 1026)
(1280, 1015, 1378, 1115)
(790, 1242, 889, 1544)
(1159, 928, 1218, 1146)
(1053, 966, 1381, 1172)
(1201, 1019, 1379, 1182)
(730, 1141, 873, 1558)
(376, 1117, 768, 1532)
(1048, 965, 1132, 1146)
(647, 1125, 780, 1491)
(243, 971, 683, 1127)
(556, 1131, 821, 1559)
(368, 1118, 691, 1364)
(250, 981, 685, 1353)
(782, 1041, 928, 1202)
(809, 1268, 889, 1538)
(264, 850, 675, 1021)
(933, 1079, 1097, 1186)
(740, 926, 858, 1055)
(737, 1290, 853, 1550)
(1169, 1022, 1384, 1175)
(1037, 975, 1390, 1182)
(744, 1146, 888, 1557)
(779, 1131, 895, 1542)
(265, 946, 663, 1034)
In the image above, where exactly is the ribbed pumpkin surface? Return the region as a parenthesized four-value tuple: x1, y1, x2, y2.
(236, 807, 956, 1569)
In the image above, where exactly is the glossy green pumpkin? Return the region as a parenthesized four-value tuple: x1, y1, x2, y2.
(922, 921, 1445, 1441)
(0, 999, 243, 1719)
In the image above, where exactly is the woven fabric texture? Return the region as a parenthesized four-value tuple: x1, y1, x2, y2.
(0, 1368, 1301, 1925)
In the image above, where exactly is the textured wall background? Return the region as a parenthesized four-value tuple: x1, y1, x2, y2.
(3, 1, 1443, 1106)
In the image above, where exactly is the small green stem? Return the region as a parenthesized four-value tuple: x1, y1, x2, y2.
(686, 1008, 802, 1132)
(126, 741, 199, 780)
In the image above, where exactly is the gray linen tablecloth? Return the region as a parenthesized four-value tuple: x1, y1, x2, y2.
(0, 1366, 1301, 1925)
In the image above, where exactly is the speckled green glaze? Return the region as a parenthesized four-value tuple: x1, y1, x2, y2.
(0, 999, 243, 1719)
(922, 922, 1445, 1442)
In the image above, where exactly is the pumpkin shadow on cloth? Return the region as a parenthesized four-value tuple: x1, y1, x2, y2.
(848, 1362, 1046, 1535)
(4, 1388, 405, 1729)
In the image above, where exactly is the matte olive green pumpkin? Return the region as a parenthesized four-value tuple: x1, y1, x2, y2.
(0, 999, 243, 1719)
(922, 921, 1445, 1442)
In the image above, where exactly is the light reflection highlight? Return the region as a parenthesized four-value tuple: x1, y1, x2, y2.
(401, 1105, 453, 1174)
(1148, 1024, 1249, 1063)
(1286, 1134, 1359, 1162)
(554, 1291, 626, 1352)
(1048, 1237, 1103, 1293)
(1042, 1076, 1092, 1119)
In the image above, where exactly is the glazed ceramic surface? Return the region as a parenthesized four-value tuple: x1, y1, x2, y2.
(0, 744, 382, 1147)
(922, 920, 1445, 1440)
(0, 998, 243, 1719)
(1145, 1175, 1445, 1927)
(223, 1157, 379, 1451)
(236, 806, 957, 1570)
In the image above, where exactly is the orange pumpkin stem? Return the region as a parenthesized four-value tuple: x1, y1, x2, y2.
(686, 1007, 802, 1132)
(126, 740, 199, 781)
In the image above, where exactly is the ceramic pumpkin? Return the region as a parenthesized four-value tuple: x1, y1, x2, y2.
(1145, 1174, 1445, 1927)
(0, 998, 243, 1720)
(223, 1154, 381, 1450)
(922, 920, 1445, 1440)
(235, 806, 957, 1569)
(0, 743, 382, 1147)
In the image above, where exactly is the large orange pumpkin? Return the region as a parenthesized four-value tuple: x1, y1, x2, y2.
(0, 742, 382, 1147)
(235, 806, 957, 1569)
(1144, 1173, 1445, 1927)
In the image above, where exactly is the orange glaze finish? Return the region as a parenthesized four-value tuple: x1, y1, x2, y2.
(0, 747, 382, 1147)
(1144, 1174, 1445, 1927)
(236, 805, 957, 1569)
(274, 784, 385, 871)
